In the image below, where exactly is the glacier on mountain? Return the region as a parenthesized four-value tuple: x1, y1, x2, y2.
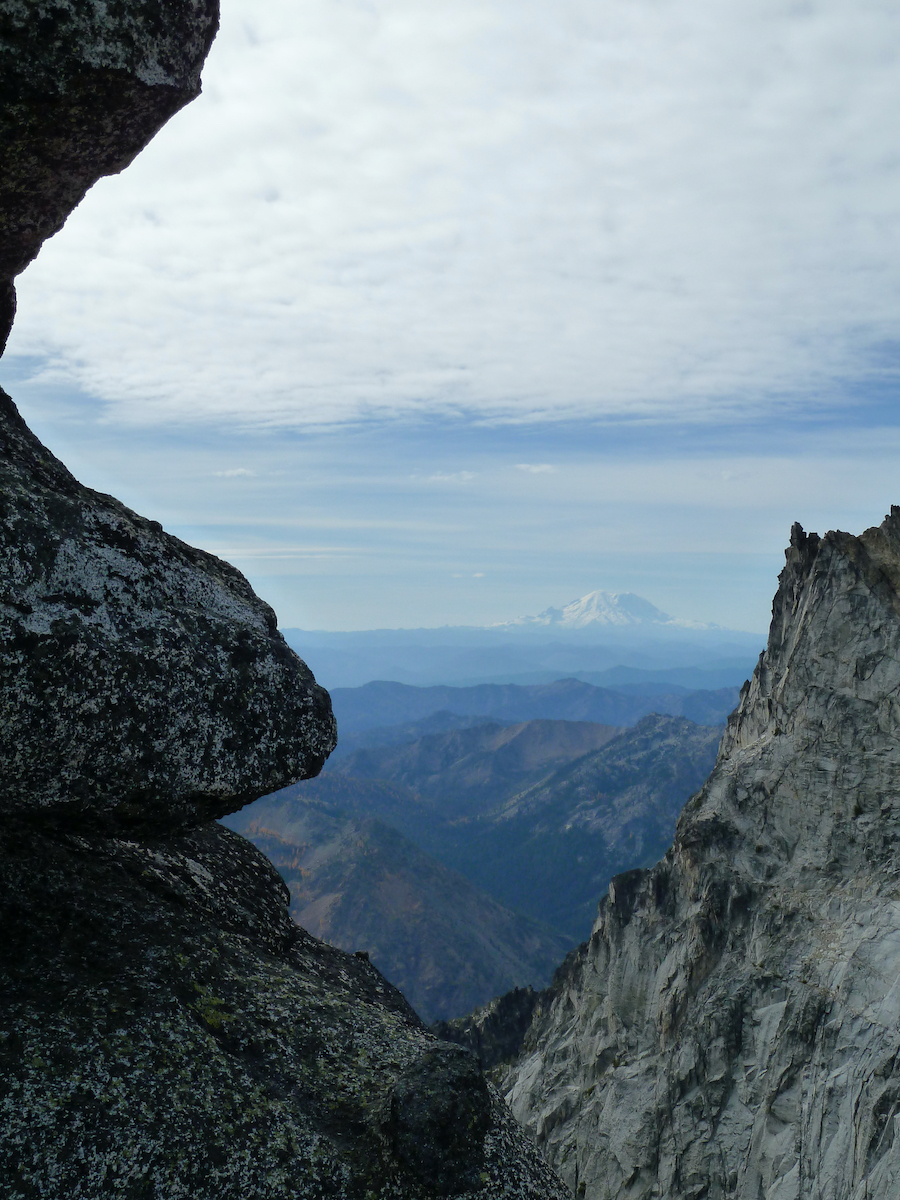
(497, 589, 717, 631)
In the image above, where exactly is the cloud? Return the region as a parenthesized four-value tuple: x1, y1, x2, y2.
(212, 467, 255, 477)
(210, 546, 362, 558)
(13, 374, 900, 631)
(7, 0, 900, 429)
(422, 471, 475, 482)
(516, 463, 555, 474)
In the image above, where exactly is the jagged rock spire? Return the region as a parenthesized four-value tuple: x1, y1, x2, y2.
(501, 510, 900, 1200)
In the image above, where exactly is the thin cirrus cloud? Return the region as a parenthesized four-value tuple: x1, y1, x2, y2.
(4, 0, 899, 431)
(421, 471, 476, 483)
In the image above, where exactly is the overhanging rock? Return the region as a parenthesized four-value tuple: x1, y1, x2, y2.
(0, 0, 219, 353)
(0, 387, 336, 832)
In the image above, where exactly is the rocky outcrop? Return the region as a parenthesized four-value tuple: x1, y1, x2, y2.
(0, 2, 335, 833)
(0, 1, 331, 832)
(0, 0, 219, 353)
(0, 387, 336, 831)
(0, 4, 569, 1195)
(498, 511, 900, 1199)
(0, 815, 569, 1198)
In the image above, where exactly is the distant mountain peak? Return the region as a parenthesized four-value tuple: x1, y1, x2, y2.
(497, 590, 713, 631)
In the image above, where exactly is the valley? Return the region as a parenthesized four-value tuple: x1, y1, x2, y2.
(231, 699, 725, 1019)
(223, 795, 570, 1022)
(3, 0, 885, 1193)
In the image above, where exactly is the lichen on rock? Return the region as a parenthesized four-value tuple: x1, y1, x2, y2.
(0, 386, 336, 831)
(0, 3, 572, 1194)
(0, 1, 338, 832)
(0, 818, 570, 1198)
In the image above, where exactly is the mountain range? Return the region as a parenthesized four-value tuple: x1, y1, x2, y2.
(229, 712, 723, 1023)
(329, 677, 742, 736)
(494, 589, 710, 631)
(324, 713, 722, 938)
(282, 589, 763, 688)
(221, 794, 570, 1023)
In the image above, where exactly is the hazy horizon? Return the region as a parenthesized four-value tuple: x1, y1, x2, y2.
(276, 585, 769, 636)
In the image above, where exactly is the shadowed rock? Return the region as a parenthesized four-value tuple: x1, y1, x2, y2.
(0, 0, 219, 353)
(0, 388, 336, 831)
(384, 1043, 493, 1193)
(434, 986, 541, 1072)
(0, 817, 570, 1198)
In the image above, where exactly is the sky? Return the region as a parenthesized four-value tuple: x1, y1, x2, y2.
(3, 0, 900, 632)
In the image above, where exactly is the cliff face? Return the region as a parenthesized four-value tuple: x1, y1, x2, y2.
(500, 512, 900, 1200)
(0, 6, 568, 1196)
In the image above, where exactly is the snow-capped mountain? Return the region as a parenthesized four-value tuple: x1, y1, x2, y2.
(497, 590, 714, 631)
(283, 590, 761, 687)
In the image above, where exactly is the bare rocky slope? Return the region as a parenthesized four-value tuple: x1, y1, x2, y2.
(495, 513, 900, 1199)
(0, 817, 567, 1199)
(0, 5, 569, 1197)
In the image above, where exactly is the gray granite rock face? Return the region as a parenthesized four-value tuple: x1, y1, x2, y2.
(0, 387, 336, 831)
(499, 510, 900, 1200)
(0, 0, 219, 352)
